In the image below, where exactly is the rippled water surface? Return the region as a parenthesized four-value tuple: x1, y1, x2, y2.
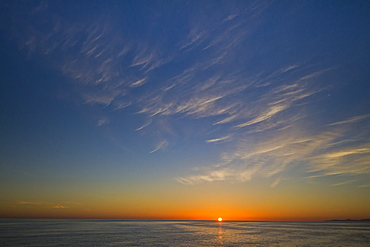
(1, 219, 369, 246)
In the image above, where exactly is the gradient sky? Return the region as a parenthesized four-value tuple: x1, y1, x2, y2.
(1, 0, 370, 221)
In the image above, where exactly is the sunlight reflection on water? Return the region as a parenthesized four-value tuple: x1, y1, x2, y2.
(0, 220, 369, 246)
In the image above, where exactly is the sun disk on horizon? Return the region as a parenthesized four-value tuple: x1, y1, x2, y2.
(218, 217, 223, 222)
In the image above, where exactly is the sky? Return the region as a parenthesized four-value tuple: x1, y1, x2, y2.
(0, 0, 370, 221)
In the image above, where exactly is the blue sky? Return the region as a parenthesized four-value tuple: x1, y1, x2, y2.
(1, 0, 370, 220)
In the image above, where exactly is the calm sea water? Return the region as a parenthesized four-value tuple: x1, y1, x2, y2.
(1, 219, 369, 246)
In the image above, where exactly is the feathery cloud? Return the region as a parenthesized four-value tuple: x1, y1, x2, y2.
(150, 140, 168, 154)
(178, 114, 370, 185)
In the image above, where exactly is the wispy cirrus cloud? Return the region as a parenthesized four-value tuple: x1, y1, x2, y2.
(206, 135, 232, 143)
(330, 180, 356, 187)
(176, 169, 231, 185)
(327, 114, 370, 126)
(149, 140, 168, 154)
(52, 205, 69, 209)
(177, 114, 370, 185)
(97, 117, 109, 127)
(0, 1, 276, 153)
(271, 177, 282, 188)
(135, 119, 152, 131)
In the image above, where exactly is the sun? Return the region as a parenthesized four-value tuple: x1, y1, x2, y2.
(218, 217, 223, 222)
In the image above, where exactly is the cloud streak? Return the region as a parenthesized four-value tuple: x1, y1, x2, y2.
(150, 140, 168, 154)
(206, 135, 232, 143)
(177, 114, 370, 185)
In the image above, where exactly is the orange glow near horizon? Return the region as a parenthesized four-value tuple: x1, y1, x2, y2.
(1, 176, 370, 221)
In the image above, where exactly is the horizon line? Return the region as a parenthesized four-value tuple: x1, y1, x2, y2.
(1, 217, 369, 222)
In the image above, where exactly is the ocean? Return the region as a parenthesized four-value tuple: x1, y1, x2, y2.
(0, 219, 369, 246)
